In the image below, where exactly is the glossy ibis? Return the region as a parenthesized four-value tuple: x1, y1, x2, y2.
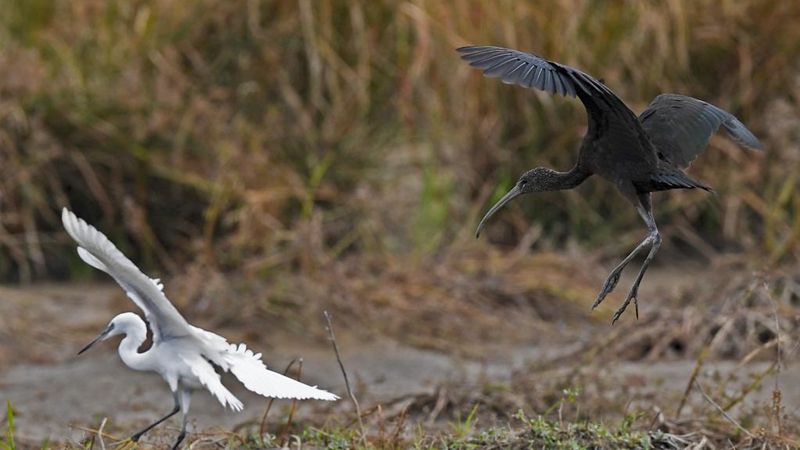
(62, 208, 338, 450)
(459, 46, 763, 323)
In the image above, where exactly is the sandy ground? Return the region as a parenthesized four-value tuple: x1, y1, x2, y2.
(0, 281, 569, 443)
(1, 266, 798, 446)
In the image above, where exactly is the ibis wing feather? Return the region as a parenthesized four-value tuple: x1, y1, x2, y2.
(639, 94, 763, 169)
(648, 170, 713, 192)
(457, 46, 657, 166)
(457, 46, 625, 105)
(457, 46, 577, 98)
(62, 208, 193, 343)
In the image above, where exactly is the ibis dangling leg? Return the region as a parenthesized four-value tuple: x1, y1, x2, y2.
(591, 193, 661, 323)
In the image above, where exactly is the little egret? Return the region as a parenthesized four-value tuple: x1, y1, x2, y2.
(458, 46, 763, 322)
(63, 208, 338, 450)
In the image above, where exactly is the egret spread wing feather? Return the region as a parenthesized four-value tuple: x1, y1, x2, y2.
(639, 94, 763, 169)
(62, 208, 192, 342)
(188, 326, 234, 368)
(224, 343, 339, 401)
(182, 354, 243, 411)
(187, 323, 338, 401)
(76, 246, 108, 272)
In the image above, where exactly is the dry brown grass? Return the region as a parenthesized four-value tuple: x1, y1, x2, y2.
(167, 246, 597, 355)
(585, 263, 800, 362)
(0, 0, 798, 284)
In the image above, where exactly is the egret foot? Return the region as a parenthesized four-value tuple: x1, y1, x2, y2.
(591, 270, 622, 310)
(170, 430, 187, 450)
(113, 438, 138, 450)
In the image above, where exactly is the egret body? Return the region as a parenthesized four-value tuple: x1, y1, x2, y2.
(63, 208, 338, 449)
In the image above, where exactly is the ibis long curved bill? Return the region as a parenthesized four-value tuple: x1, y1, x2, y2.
(476, 185, 522, 238)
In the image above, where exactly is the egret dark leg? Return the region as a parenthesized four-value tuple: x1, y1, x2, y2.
(131, 391, 180, 442)
(170, 390, 192, 450)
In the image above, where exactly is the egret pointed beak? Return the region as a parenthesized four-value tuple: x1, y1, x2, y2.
(476, 185, 523, 238)
(78, 323, 114, 355)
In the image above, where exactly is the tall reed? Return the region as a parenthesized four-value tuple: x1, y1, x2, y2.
(0, 0, 797, 281)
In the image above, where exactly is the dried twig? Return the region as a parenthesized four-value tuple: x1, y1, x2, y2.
(259, 358, 300, 436)
(676, 279, 757, 418)
(68, 424, 120, 441)
(323, 311, 365, 439)
(426, 387, 448, 425)
(279, 358, 303, 447)
(721, 361, 777, 411)
(763, 282, 784, 436)
(97, 417, 108, 450)
(390, 405, 409, 445)
(694, 379, 754, 439)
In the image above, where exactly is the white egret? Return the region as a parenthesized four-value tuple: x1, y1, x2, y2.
(62, 208, 338, 450)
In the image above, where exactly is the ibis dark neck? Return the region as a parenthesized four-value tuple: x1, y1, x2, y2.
(536, 165, 590, 192)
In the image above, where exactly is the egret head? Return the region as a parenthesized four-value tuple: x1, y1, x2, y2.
(78, 312, 140, 355)
(476, 168, 553, 238)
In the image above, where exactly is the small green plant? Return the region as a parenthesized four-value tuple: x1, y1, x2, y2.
(448, 402, 480, 441)
(1, 401, 15, 450)
(562, 387, 581, 403)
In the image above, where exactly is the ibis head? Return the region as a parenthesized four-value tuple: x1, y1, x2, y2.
(476, 167, 582, 238)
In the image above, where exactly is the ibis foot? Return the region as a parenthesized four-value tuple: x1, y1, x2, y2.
(592, 270, 623, 310)
(612, 286, 641, 324)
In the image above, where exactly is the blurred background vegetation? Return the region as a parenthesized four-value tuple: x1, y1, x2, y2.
(2, 3, 799, 444)
(0, 0, 798, 286)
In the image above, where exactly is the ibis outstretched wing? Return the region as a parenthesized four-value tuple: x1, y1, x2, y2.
(639, 94, 763, 169)
(457, 46, 658, 167)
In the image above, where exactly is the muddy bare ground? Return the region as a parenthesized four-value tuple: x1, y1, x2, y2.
(0, 264, 798, 446)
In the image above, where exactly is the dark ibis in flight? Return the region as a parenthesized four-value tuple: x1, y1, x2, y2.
(459, 46, 763, 323)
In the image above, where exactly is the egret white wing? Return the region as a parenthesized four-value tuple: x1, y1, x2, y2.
(190, 327, 339, 401)
(224, 343, 339, 401)
(62, 208, 192, 343)
(182, 354, 243, 411)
